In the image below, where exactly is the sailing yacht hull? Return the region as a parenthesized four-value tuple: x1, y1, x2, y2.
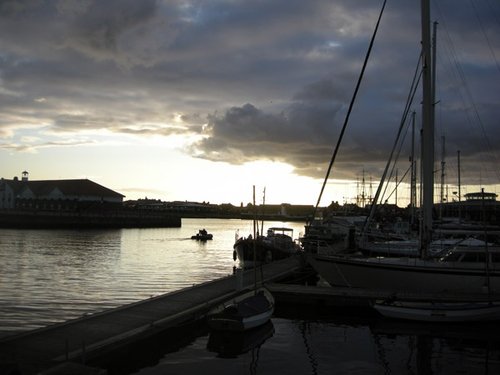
(307, 253, 500, 295)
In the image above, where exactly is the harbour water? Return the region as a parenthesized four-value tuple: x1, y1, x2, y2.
(1, 218, 500, 374)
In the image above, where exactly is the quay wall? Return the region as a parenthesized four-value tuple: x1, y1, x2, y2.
(0, 209, 181, 229)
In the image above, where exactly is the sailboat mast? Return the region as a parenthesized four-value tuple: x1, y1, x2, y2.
(420, 0, 434, 258)
(410, 111, 417, 227)
(440, 135, 446, 219)
(458, 150, 462, 223)
(252, 185, 257, 294)
(260, 187, 265, 237)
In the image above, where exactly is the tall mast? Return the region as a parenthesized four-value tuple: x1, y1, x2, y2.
(458, 150, 462, 223)
(410, 111, 417, 227)
(420, 0, 434, 258)
(395, 169, 398, 207)
(440, 135, 446, 219)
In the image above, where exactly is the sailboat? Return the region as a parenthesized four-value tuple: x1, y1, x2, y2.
(207, 186, 274, 331)
(233, 188, 301, 268)
(306, 0, 500, 310)
(373, 299, 500, 322)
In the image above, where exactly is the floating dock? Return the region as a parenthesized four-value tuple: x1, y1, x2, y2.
(0, 256, 305, 375)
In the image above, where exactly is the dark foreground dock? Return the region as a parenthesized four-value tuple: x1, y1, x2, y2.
(0, 256, 305, 375)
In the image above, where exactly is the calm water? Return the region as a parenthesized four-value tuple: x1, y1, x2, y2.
(0, 218, 298, 332)
(1, 218, 499, 374)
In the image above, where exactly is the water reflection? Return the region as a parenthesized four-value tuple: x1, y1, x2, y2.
(0, 219, 305, 333)
(5, 219, 497, 374)
(94, 313, 500, 374)
(370, 318, 500, 374)
(207, 321, 275, 358)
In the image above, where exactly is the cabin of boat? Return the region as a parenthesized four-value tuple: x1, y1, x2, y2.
(233, 226, 300, 267)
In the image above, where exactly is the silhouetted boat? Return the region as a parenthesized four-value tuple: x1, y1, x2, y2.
(206, 287, 274, 332)
(306, 0, 500, 302)
(233, 227, 300, 268)
(191, 229, 213, 241)
(374, 300, 500, 322)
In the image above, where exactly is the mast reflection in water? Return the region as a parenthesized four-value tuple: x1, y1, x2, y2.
(130, 315, 500, 375)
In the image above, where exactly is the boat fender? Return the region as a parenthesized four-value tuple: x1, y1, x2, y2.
(265, 250, 272, 263)
(233, 250, 237, 261)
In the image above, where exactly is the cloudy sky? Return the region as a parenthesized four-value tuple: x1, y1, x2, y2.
(1, 0, 499, 206)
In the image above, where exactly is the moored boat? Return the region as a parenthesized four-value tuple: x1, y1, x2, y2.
(234, 227, 300, 268)
(305, 0, 500, 306)
(206, 287, 274, 332)
(374, 299, 500, 322)
(301, 216, 364, 254)
(358, 236, 495, 258)
(307, 246, 500, 295)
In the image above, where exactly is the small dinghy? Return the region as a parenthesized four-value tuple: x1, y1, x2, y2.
(207, 287, 274, 332)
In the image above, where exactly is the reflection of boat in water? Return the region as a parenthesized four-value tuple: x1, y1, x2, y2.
(206, 287, 274, 332)
(191, 229, 213, 241)
(370, 316, 500, 342)
(370, 317, 500, 373)
(233, 227, 301, 268)
(374, 299, 500, 322)
(207, 321, 274, 357)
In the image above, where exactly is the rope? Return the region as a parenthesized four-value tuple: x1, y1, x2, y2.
(309, 0, 387, 224)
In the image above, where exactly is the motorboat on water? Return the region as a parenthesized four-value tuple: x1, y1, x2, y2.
(191, 229, 213, 241)
(233, 227, 301, 268)
(206, 287, 274, 332)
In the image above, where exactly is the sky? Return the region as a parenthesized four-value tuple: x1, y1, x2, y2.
(1, 0, 499, 206)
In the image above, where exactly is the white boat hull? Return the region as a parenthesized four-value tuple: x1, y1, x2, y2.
(207, 288, 274, 332)
(307, 253, 500, 295)
(374, 301, 500, 322)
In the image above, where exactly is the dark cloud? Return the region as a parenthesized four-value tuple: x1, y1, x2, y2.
(0, 0, 499, 187)
(190, 87, 354, 178)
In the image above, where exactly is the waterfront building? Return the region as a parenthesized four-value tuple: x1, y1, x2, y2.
(0, 171, 124, 210)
